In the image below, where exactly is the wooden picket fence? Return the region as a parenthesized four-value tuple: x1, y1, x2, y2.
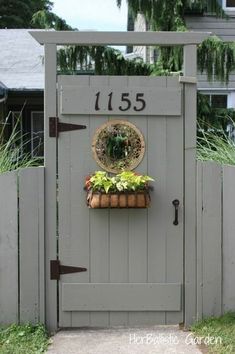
(0, 167, 44, 325)
(0, 162, 235, 325)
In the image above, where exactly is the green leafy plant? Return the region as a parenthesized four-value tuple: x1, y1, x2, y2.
(115, 171, 154, 191)
(85, 170, 154, 193)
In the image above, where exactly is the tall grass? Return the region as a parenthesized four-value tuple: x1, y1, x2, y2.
(0, 112, 41, 174)
(191, 312, 235, 354)
(197, 127, 235, 165)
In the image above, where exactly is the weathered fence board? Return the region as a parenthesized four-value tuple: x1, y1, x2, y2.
(19, 167, 44, 323)
(196, 161, 222, 318)
(0, 172, 18, 325)
(223, 165, 235, 312)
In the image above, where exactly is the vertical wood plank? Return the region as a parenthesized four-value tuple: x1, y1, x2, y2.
(44, 43, 57, 332)
(183, 44, 197, 327)
(147, 83, 167, 325)
(108, 76, 129, 326)
(0, 171, 18, 325)
(38, 167, 45, 324)
(70, 113, 91, 327)
(109, 210, 129, 326)
(88, 78, 110, 327)
(125, 76, 149, 325)
(223, 165, 235, 312)
(19, 167, 45, 324)
(147, 117, 167, 323)
(196, 161, 203, 320)
(201, 162, 222, 317)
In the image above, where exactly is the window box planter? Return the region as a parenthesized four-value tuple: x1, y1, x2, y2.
(85, 171, 154, 209)
(87, 190, 151, 209)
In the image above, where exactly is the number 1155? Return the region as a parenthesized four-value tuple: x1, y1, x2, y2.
(95, 92, 146, 112)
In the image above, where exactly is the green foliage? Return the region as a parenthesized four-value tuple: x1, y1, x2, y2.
(89, 171, 114, 193)
(197, 93, 235, 131)
(57, 46, 152, 76)
(118, 0, 225, 30)
(86, 171, 154, 193)
(115, 170, 154, 191)
(0, 116, 41, 173)
(191, 312, 235, 353)
(198, 36, 235, 84)
(0, 323, 49, 354)
(0, 0, 53, 28)
(197, 128, 235, 165)
(32, 10, 73, 30)
(117, 0, 232, 83)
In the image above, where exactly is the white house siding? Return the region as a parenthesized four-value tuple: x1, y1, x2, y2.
(185, 15, 235, 42)
(133, 14, 148, 61)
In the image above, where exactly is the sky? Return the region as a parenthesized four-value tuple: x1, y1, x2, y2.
(52, 0, 128, 31)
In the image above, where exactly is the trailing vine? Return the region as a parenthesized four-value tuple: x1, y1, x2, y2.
(198, 36, 235, 84)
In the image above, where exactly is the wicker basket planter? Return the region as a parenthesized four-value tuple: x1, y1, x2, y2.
(87, 190, 151, 209)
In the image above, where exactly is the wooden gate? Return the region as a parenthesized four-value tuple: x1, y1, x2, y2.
(57, 75, 183, 327)
(30, 31, 210, 331)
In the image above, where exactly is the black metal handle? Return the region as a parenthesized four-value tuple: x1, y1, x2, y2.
(172, 199, 180, 225)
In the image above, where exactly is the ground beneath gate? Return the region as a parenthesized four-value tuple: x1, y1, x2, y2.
(47, 326, 205, 354)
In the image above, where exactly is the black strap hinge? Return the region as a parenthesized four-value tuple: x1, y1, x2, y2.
(49, 117, 86, 138)
(50, 260, 87, 280)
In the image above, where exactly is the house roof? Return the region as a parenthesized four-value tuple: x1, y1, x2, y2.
(0, 29, 45, 91)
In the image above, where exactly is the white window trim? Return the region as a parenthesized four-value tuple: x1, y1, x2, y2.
(199, 91, 229, 108)
(200, 90, 235, 109)
(222, 0, 235, 10)
(31, 111, 44, 158)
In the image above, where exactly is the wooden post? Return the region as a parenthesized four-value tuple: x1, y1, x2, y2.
(44, 44, 57, 332)
(183, 44, 197, 327)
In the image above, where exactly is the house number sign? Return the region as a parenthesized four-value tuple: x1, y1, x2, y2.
(95, 92, 146, 112)
(60, 86, 181, 116)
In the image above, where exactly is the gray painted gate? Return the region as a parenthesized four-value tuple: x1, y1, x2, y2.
(30, 31, 210, 330)
(57, 75, 183, 327)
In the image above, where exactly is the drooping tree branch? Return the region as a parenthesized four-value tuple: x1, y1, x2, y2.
(57, 46, 152, 76)
(117, 0, 234, 82)
(198, 36, 235, 83)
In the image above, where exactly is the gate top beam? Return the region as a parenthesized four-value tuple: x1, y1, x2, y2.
(30, 31, 210, 46)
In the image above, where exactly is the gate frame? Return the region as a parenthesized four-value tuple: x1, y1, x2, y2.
(30, 31, 210, 332)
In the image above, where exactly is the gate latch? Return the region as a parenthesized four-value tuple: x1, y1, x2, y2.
(172, 199, 180, 226)
(50, 260, 87, 280)
(49, 117, 86, 138)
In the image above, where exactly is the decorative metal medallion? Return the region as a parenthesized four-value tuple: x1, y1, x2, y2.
(92, 120, 145, 173)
